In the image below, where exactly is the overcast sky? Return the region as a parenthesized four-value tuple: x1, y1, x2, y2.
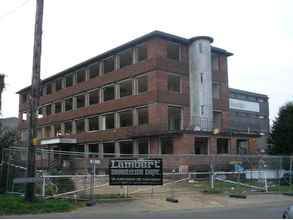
(0, 0, 292, 125)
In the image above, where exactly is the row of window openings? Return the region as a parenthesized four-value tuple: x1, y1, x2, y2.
(20, 74, 181, 119)
(21, 41, 182, 103)
(37, 106, 182, 139)
(36, 76, 148, 118)
(230, 93, 265, 103)
(69, 137, 176, 156)
(77, 137, 239, 157)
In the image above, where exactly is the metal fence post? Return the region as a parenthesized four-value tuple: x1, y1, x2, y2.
(289, 156, 292, 192)
(210, 156, 215, 190)
(279, 157, 282, 193)
(42, 176, 46, 198)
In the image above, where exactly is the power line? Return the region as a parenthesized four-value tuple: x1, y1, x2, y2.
(0, 0, 32, 23)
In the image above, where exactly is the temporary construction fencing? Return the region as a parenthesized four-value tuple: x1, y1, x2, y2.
(1, 147, 293, 201)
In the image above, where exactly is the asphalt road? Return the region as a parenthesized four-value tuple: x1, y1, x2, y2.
(4, 200, 293, 219)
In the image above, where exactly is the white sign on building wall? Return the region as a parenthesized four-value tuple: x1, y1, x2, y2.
(229, 98, 260, 112)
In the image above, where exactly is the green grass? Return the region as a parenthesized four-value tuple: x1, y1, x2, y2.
(0, 194, 81, 216)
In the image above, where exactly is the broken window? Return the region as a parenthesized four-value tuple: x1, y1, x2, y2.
(136, 44, 147, 62)
(76, 119, 85, 133)
(46, 83, 52, 95)
(89, 63, 99, 79)
(88, 143, 99, 157)
(45, 104, 52, 116)
(137, 75, 148, 94)
(167, 42, 180, 61)
(65, 74, 74, 87)
(120, 141, 133, 157)
(22, 94, 27, 103)
(137, 107, 148, 126)
(212, 82, 220, 99)
(168, 106, 181, 130)
(119, 49, 132, 68)
(55, 78, 63, 91)
(54, 124, 62, 137)
(89, 89, 100, 105)
(64, 121, 72, 135)
(103, 142, 115, 157)
(161, 137, 174, 154)
(102, 113, 115, 130)
(194, 137, 208, 154)
(21, 112, 27, 121)
(76, 69, 86, 83)
(119, 110, 133, 127)
(37, 108, 43, 119)
(119, 80, 132, 98)
(88, 116, 99, 131)
(237, 139, 248, 154)
(138, 139, 148, 155)
(44, 126, 51, 138)
(54, 101, 62, 113)
(217, 138, 229, 154)
(65, 98, 73, 111)
(76, 94, 85, 109)
(103, 56, 115, 74)
(168, 75, 180, 92)
(103, 85, 115, 102)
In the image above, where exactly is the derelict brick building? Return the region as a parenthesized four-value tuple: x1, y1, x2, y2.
(17, 31, 269, 157)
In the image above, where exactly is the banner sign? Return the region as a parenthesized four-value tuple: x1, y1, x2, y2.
(109, 158, 163, 185)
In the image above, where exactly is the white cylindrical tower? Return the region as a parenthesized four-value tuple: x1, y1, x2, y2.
(189, 36, 214, 131)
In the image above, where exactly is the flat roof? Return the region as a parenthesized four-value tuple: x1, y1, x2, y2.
(229, 88, 268, 99)
(17, 30, 233, 94)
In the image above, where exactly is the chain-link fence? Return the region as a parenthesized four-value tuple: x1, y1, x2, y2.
(1, 147, 293, 201)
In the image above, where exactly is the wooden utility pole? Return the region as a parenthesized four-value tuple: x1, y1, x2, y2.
(25, 0, 44, 202)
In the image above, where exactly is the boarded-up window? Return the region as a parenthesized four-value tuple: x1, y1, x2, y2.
(119, 80, 132, 98)
(212, 82, 220, 99)
(89, 63, 99, 79)
(89, 89, 100, 105)
(103, 56, 115, 74)
(167, 42, 180, 61)
(137, 107, 148, 126)
(65, 98, 73, 111)
(168, 75, 180, 92)
(119, 49, 132, 68)
(88, 116, 99, 131)
(137, 44, 147, 62)
(168, 106, 181, 130)
(119, 110, 133, 127)
(161, 137, 173, 154)
(137, 75, 148, 94)
(76, 69, 86, 83)
(212, 55, 220, 72)
(103, 85, 115, 102)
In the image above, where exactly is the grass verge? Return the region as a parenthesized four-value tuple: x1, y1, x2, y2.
(0, 194, 81, 216)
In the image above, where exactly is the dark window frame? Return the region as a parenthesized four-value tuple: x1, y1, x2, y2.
(88, 116, 100, 131)
(137, 75, 148, 94)
(168, 74, 181, 93)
